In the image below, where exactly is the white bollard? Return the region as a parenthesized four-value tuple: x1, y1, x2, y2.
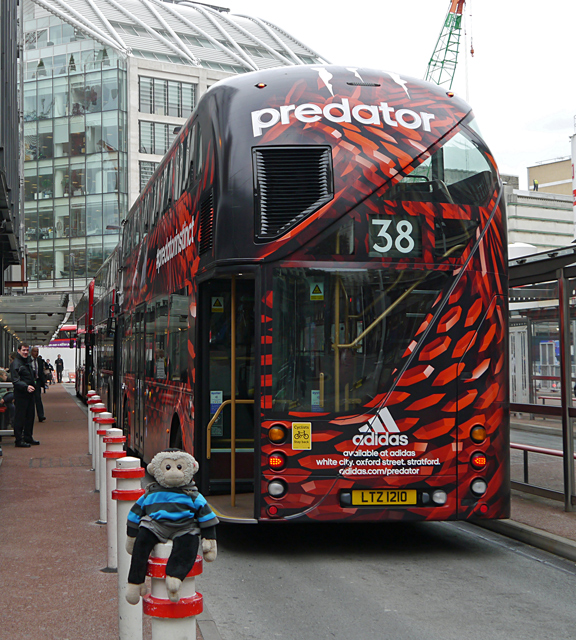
(143, 542, 203, 640)
(94, 411, 114, 491)
(112, 456, 145, 640)
(104, 427, 126, 571)
(87, 393, 100, 459)
(91, 403, 107, 494)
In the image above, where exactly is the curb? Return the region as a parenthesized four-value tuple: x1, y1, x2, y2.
(197, 604, 224, 640)
(476, 519, 576, 563)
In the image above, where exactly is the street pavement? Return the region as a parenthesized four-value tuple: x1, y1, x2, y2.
(0, 384, 574, 639)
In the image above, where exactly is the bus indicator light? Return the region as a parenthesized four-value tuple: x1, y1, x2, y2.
(479, 504, 489, 515)
(269, 424, 287, 444)
(255, 83, 267, 89)
(470, 425, 487, 444)
(471, 452, 487, 470)
(267, 505, 279, 516)
(269, 452, 286, 470)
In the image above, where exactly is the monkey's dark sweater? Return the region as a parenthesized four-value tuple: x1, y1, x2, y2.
(127, 481, 218, 541)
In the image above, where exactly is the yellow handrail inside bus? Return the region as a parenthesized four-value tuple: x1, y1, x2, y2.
(206, 399, 255, 461)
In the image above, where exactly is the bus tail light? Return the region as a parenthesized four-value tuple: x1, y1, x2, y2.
(269, 452, 286, 471)
(268, 479, 287, 499)
(470, 478, 487, 497)
(268, 423, 287, 444)
(471, 452, 487, 470)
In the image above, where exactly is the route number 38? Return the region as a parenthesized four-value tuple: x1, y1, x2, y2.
(369, 216, 420, 257)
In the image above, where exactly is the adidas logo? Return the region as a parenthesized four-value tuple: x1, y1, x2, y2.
(352, 407, 409, 446)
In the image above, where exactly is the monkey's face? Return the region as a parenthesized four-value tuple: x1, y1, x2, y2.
(158, 456, 190, 487)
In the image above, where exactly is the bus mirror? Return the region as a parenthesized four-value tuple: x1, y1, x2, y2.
(69, 338, 75, 349)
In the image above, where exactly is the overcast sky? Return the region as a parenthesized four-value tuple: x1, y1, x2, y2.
(229, 0, 576, 190)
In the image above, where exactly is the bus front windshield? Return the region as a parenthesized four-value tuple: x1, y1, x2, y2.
(271, 267, 452, 414)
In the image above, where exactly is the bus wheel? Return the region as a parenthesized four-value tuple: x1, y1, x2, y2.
(170, 418, 183, 450)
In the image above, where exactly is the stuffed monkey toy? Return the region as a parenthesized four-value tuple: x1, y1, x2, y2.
(125, 449, 218, 604)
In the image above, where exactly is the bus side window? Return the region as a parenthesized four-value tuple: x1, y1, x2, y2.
(173, 146, 182, 201)
(182, 125, 195, 193)
(122, 218, 131, 258)
(145, 302, 155, 378)
(194, 124, 203, 180)
(154, 297, 169, 380)
(162, 159, 172, 213)
(168, 291, 189, 383)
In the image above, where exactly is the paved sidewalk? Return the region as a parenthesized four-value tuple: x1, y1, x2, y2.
(0, 384, 574, 640)
(0, 383, 219, 640)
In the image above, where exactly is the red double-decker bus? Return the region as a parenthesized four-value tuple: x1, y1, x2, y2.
(74, 279, 94, 402)
(115, 65, 509, 524)
(92, 245, 121, 415)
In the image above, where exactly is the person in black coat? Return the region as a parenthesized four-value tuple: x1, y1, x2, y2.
(30, 346, 47, 422)
(9, 343, 38, 447)
(55, 355, 64, 383)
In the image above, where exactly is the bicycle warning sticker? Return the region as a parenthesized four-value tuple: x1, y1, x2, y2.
(292, 422, 312, 450)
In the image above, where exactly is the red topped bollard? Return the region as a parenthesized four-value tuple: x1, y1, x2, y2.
(103, 426, 126, 571)
(91, 404, 107, 504)
(94, 410, 114, 494)
(87, 394, 101, 460)
(144, 542, 203, 640)
(112, 456, 145, 640)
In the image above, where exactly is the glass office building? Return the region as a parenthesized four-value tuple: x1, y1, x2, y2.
(23, 25, 127, 288)
(22, 0, 327, 294)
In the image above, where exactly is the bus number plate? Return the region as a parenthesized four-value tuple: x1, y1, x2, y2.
(352, 489, 417, 506)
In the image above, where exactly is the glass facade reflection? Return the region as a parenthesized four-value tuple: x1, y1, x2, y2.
(23, 11, 127, 289)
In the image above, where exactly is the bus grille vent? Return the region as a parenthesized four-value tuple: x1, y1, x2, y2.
(199, 191, 214, 255)
(254, 146, 334, 241)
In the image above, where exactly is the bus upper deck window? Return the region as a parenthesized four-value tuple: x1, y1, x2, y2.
(384, 127, 496, 208)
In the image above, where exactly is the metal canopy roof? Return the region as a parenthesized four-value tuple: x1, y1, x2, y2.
(0, 294, 69, 346)
(509, 245, 576, 287)
(29, 0, 329, 70)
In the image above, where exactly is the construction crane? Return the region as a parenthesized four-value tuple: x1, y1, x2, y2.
(425, 0, 466, 89)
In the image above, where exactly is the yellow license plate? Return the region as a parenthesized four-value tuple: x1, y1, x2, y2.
(352, 489, 417, 506)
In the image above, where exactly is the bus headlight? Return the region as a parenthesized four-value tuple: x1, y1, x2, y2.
(268, 479, 288, 498)
(432, 490, 447, 505)
(470, 478, 487, 497)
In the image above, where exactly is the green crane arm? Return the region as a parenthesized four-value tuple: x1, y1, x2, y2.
(424, 0, 466, 89)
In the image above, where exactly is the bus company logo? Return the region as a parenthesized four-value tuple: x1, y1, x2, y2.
(251, 99, 435, 138)
(156, 221, 195, 273)
(352, 407, 409, 447)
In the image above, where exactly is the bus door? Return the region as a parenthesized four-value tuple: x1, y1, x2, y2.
(133, 305, 146, 453)
(198, 276, 256, 521)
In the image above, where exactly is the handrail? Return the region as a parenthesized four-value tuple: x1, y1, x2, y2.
(206, 399, 255, 460)
(511, 441, 576, 507)
(511, 442, 576, 460)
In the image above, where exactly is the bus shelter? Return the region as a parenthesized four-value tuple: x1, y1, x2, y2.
(509, 245, 576, 512)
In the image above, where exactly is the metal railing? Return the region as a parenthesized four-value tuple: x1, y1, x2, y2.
(511, 441, 576, 507)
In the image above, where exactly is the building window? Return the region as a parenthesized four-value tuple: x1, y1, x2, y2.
(138, 76, 196, 118)
(139, 121, 178, 156)
(140, 161, 158, 191)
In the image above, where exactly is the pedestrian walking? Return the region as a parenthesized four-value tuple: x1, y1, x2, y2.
(9, 343, 39, 447)
(55, 354, 64, 383)
(45, 359, 55, 385)
(30, 347, 47, 421)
